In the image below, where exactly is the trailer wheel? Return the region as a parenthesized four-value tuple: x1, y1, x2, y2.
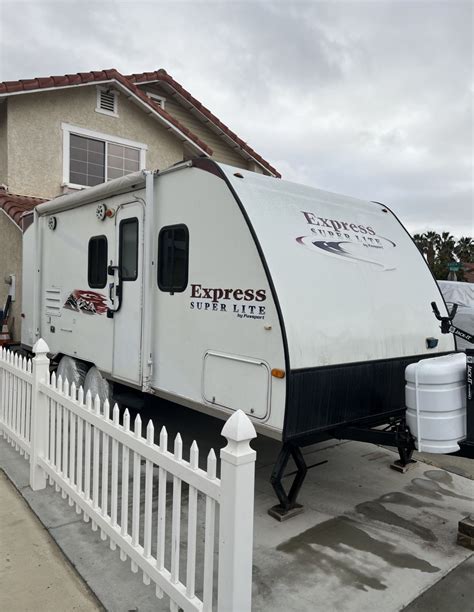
(83, 366, 111, 407)
(56, 355, 89, 390)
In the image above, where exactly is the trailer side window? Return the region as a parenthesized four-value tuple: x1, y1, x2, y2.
(88, 236, 108, 288)
(119, 218, 139, 281)
(158, 225, 189, 293)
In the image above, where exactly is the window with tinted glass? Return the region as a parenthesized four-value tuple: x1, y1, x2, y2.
(158, 225, 189, 293)
(88, 236, 108, 288)
(119, 218, 139, 281)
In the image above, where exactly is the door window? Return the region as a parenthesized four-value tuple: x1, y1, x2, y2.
(88, 235, 108, 288)
(119, 218, 139, 281)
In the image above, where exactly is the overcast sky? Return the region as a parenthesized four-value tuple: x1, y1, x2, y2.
(0, 0, 472, 237)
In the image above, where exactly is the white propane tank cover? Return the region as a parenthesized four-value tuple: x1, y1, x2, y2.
(405, 353, 466, 454)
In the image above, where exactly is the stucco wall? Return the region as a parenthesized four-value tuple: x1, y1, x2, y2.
(0, 100, 7, 185)
(0, 210, 22, 341)
(6, 85, 185, 198)
(141, 84, 257, 171)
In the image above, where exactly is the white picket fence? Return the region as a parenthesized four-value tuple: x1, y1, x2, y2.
(0, 339, 257, 612)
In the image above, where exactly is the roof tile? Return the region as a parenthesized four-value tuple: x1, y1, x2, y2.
(51, 75, 70, 86)
(0, 192, 46, 228)
(37, 77, 54, 88)
(78, 72, 94, 83)
(19, 79, 40, 91)
(3, 81, 23, 93)
(64, 73, 82, 85)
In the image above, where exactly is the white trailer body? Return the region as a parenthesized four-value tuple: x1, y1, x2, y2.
(22, 159, 454, 443)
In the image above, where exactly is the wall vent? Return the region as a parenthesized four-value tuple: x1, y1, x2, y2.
(97, 88, 117, 115)
(146, 92, 166, 110)
(45, 287, 62, 317)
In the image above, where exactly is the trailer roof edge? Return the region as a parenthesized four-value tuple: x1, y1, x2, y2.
(35, 171, 148, 216)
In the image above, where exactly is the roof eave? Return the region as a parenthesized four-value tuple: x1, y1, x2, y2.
(133, 76, 281, 178)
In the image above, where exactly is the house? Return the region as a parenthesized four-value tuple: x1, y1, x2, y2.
(0, 68, 280, 341)
(462, 262, 474, 283)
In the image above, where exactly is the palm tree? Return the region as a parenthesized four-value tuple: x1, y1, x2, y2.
(423, 231, 441, 269)
(413, 233, 428, 256)
(437, 232, 456, 261)
(434, 232, 456, 279)
(455, 237, 474, 263)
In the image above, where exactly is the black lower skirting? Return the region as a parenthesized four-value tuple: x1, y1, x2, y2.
(283, 352, 453, 442)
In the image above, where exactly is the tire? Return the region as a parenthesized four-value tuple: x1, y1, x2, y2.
(83, 366, 111, 406)
(56, 355, 89, 390)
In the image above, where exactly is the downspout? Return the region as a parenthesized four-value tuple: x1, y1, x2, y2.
(140, 170, 156, 392)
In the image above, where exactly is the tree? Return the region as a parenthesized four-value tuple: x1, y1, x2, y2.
(455, 236, 474, 264)
(434, 232, 456, 280)
(423, 231, 440, 269)
(413, 233, 428, 256)
(411, 231, 473, 281)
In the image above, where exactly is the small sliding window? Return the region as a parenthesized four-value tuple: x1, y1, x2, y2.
(88, 235, 108, 288)
(158, 224, 189, 293)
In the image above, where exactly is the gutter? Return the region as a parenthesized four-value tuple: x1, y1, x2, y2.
(0, 207, 22, 231)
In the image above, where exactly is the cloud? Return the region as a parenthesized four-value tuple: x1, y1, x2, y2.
(0, 0, 472, 237)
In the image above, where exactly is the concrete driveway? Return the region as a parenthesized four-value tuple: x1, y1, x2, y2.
(1, 398, 473, 611)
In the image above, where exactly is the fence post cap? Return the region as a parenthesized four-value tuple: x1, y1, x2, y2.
(221, 409, 257, 443)
(32, 338, 50, 355)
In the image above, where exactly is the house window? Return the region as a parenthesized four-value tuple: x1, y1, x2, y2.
(108, 143, 140, 180)
(158, 225, 189, 293)
(88, 235, 108, 288)
(96, 87, 118, 116)
(119, 218, 139, 281)
(63, 123, 147, 189)
(70, 135, 105, 187)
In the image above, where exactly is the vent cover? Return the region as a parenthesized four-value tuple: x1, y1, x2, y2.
(146, 92, 166, 110)
(45, 287, 62, 317)
(98, 89, 117, 114)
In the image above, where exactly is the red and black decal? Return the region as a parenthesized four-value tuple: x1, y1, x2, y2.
(64, 290, 108, 315)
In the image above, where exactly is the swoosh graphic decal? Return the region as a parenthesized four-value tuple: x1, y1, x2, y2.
(311, 240, 387, 268)
(296, 236, 396, 270)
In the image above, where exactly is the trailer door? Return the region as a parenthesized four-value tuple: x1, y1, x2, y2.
(112, 203, 143, 383)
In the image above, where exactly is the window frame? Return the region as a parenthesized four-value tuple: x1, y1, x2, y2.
(62, 123, 147, 190)
(119, 217, 139, 282)
(88, 235, 108, 289)
(157, 224, 190, 294)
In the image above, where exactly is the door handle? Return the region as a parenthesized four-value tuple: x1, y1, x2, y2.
(107, 264, 122, 316)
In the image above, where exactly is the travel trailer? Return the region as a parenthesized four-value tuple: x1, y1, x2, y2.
(21, 159, 472, 517)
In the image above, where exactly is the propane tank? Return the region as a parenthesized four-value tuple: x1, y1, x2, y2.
(405, 353, 466, 454)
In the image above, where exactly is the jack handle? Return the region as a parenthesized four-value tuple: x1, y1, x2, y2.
(431, 301, 458, 324)
(431, 301, 474, 344)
